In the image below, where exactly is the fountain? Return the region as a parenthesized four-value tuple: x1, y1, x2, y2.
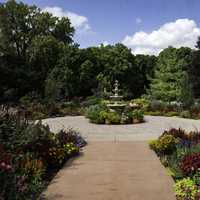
(107, 80, 126, 112)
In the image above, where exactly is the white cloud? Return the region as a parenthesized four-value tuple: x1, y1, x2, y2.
(42, 6, 91, 32)
(98, 41, 109, 47)
(102, 41, 109, 46)
(122, 18, 200, 55)
(136, 17, 142, 24)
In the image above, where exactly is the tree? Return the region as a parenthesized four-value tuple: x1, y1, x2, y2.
(189, 50, 200, 98)
(46, 44, 83, 99)
(180, 72, 193, 107)
(149, 47, 187, 102)
(135, 54, 157, 93)
(0, 0, 74, 100)
(94, 43, 143, 98)
(28, 36, 61, 93)
(195, 36, 200, 50)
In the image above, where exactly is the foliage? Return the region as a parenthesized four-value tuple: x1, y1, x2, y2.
(0, 0, 200, 110)
(85, 104, 106, 124)
(150, 128, 200, 199)
(0, 0, 74, 100)
(56, 129, 87, 148)
(174, 178, 200, 200)
(161, 128, 187, 140)
(0, 111, 86, 199)
(132, 110, 144, 122)
(180, 153, 200, 176)
(86, 102, 144, 125)
(149, 47, 193, 103)
(149, 135, 178, 155)
(192, 171, 200, 186)
(165, 111, 179, 117)
(45, 78, 61, 102)
(180, 110, 191, 119)
(130, 98, 150, 111)
(149, 100, 166, 112)
(105, 112, 121, 124)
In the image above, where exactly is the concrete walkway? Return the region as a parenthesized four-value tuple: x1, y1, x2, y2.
(43, 115, 200, 141)
(42, 115, 199, 200)
(43, 141, 176, 200)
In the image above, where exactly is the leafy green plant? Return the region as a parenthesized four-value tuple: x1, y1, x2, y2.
(130, 98, 150, 111)
(105, 112, 121, 124)
(0, 109, 86, 200)
(132, 110, 144, 122)
(81, 96, 101, 107)
(144, 111, 163, 116)
(165, 111, 179, 117)
(86, 105, 106, 124)
(160, 128, 187, 140)
(174, 178, 200, 200)
(192, 171, 200, 186)
(180, 110, 191, 119)
(180, 153, 200, 176)
(149, 135, 178, 155)
(149, 100, 166, 112)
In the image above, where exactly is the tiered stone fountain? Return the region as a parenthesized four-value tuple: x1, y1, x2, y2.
(107, 80, 126, 112)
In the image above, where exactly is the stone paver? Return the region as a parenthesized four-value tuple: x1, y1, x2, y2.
(43, 141, 176, 200)
(43, 115, 200, 141)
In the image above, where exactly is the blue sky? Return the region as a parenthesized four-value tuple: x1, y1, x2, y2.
(1, 0, 200, 55)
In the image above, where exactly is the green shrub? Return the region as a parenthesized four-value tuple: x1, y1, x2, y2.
(132, 110, 144, 122)
(164, 154, 184, 179)
(105, 112, 121, 124)
(0, 111, 86, 200)
(81, 96, 101, 107)
(165, 111, 179, 117)
(174, 178, 200, 200)
(149, 135, 178, 155)
(180, 153, 200, 176)
(192, 171, 200, 186)
(144, 111, 163, 116)
(149, 140, 158, 151)
(130, 98, 150, 111)
(160, 128, 187, 140)
(86, 105, 106, 124)
(32, 111, 46, 120)
(99, 110, 108, 123)
(19, 95, 32, 106)
(60, 106, 83, 116)
(149, 100, 166, 112)
(180, 110, 191, 118)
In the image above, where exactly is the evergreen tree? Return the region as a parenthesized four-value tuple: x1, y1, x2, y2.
(149, 47, 186, 102)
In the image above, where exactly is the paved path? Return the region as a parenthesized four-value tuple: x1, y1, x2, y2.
(42, 115, 200, 200)
(43, 141, 176, 200)
(43, 115, 200, 141)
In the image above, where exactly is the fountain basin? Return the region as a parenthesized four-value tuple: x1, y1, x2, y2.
(110, 95, 123, 101)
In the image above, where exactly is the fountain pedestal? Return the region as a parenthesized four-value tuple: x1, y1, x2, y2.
(106, 80, 126, 112)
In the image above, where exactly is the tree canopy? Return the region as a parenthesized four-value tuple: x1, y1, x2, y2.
(0, 0, 200, 104)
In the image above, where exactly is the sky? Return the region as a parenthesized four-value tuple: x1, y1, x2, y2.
(1, 0, 200, 55)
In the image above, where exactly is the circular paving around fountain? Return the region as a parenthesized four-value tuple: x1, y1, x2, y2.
(43, 115, 200, 141)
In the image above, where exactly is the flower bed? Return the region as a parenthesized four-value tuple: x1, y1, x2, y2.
(0, 111, 86, 200)
(85, 103, 144, 125)
(131, 98, 200, 120)
(149, 128, 200, 199)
